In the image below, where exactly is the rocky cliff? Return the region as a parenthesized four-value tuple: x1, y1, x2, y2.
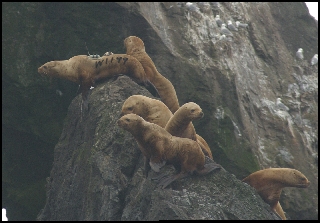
(2, 2, 318, 220)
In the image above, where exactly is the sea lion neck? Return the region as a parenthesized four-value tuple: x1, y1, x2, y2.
(171, 108, 190, 127)
(55, 59, 80, 83)
(129, 119, 149, 140)
(126, 47, 146, 56)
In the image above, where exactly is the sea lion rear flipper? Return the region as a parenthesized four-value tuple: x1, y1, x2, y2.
(76, 84, 81, 95)
(151, 172, 170, 182)
(197, 140, 213, 159)
(196, 163, 222, 175)
(158, 172, 190, 189)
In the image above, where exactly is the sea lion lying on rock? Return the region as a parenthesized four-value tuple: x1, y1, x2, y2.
(38, 54, 148, 110)
(124, 36, 180, 113)
(121, 95, 213, 160)
(242, 168, 310, 220)
(117, 114, 221, 188)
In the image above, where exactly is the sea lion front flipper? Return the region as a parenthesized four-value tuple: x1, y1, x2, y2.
(273, 201, 286, 220)
(81, 98, 89, 112)
(79, 78, 93, 112)
(143, 156, 151, 178)
(149, 159, 166, 173)
(196, 163, 222, 175)
(81, 88, 90, 112)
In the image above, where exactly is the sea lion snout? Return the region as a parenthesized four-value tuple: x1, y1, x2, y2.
(38, 64, 50, 76)
(297, 180, 310, 188)
(38, 66, 44, 75)
(117, 118, 126, 127)
(194, 110, 204, 120)
(305, 180, 311, 187)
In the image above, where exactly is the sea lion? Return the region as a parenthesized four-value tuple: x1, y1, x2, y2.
(121, 95, 213, 159)
(117, 114, 221, 188)
(165, 102, 201, 140)
(120, 95, 172, 128)
(38, 54, 148, 110)
(124, 36, 180, 113)
(121, 95, 172, 176)
(165, 102, 213, 158)
(242, 168, 310, 220)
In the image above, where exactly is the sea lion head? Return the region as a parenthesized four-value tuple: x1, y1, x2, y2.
(38, 61, 60, 77)
(180, 102, 204, 120)
(117, 113, 143, 132)
(120, 95, 147, 117)
(124, 36, 145, 54)
(287, 169, 310, 188)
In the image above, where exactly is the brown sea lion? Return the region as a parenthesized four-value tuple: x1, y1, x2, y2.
(165, 102, 213, 158)
(121, 95, 213, 159)
(38, 54, 148, 110)
(165, 102, 201, 140)
(124, 36, 180, 113)
(121, 95, 172, 176)
(120, 95, 172, 128)
(117, 114, 221, 188)
(242, 168, 310, 220)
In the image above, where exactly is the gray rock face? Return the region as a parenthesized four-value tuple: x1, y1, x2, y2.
(2, 2, 318, 220)
(37, 76, 280, 220)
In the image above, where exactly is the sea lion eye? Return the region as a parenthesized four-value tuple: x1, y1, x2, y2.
(125, 118, 130, 122)
(127, 107, 133, 111)
(43, 65, 47, 69)
(191, 109, 195, 113)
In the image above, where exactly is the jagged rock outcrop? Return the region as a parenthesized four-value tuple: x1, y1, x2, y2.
(2, 2, 318, 220)
(37, 76, 281, 220)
